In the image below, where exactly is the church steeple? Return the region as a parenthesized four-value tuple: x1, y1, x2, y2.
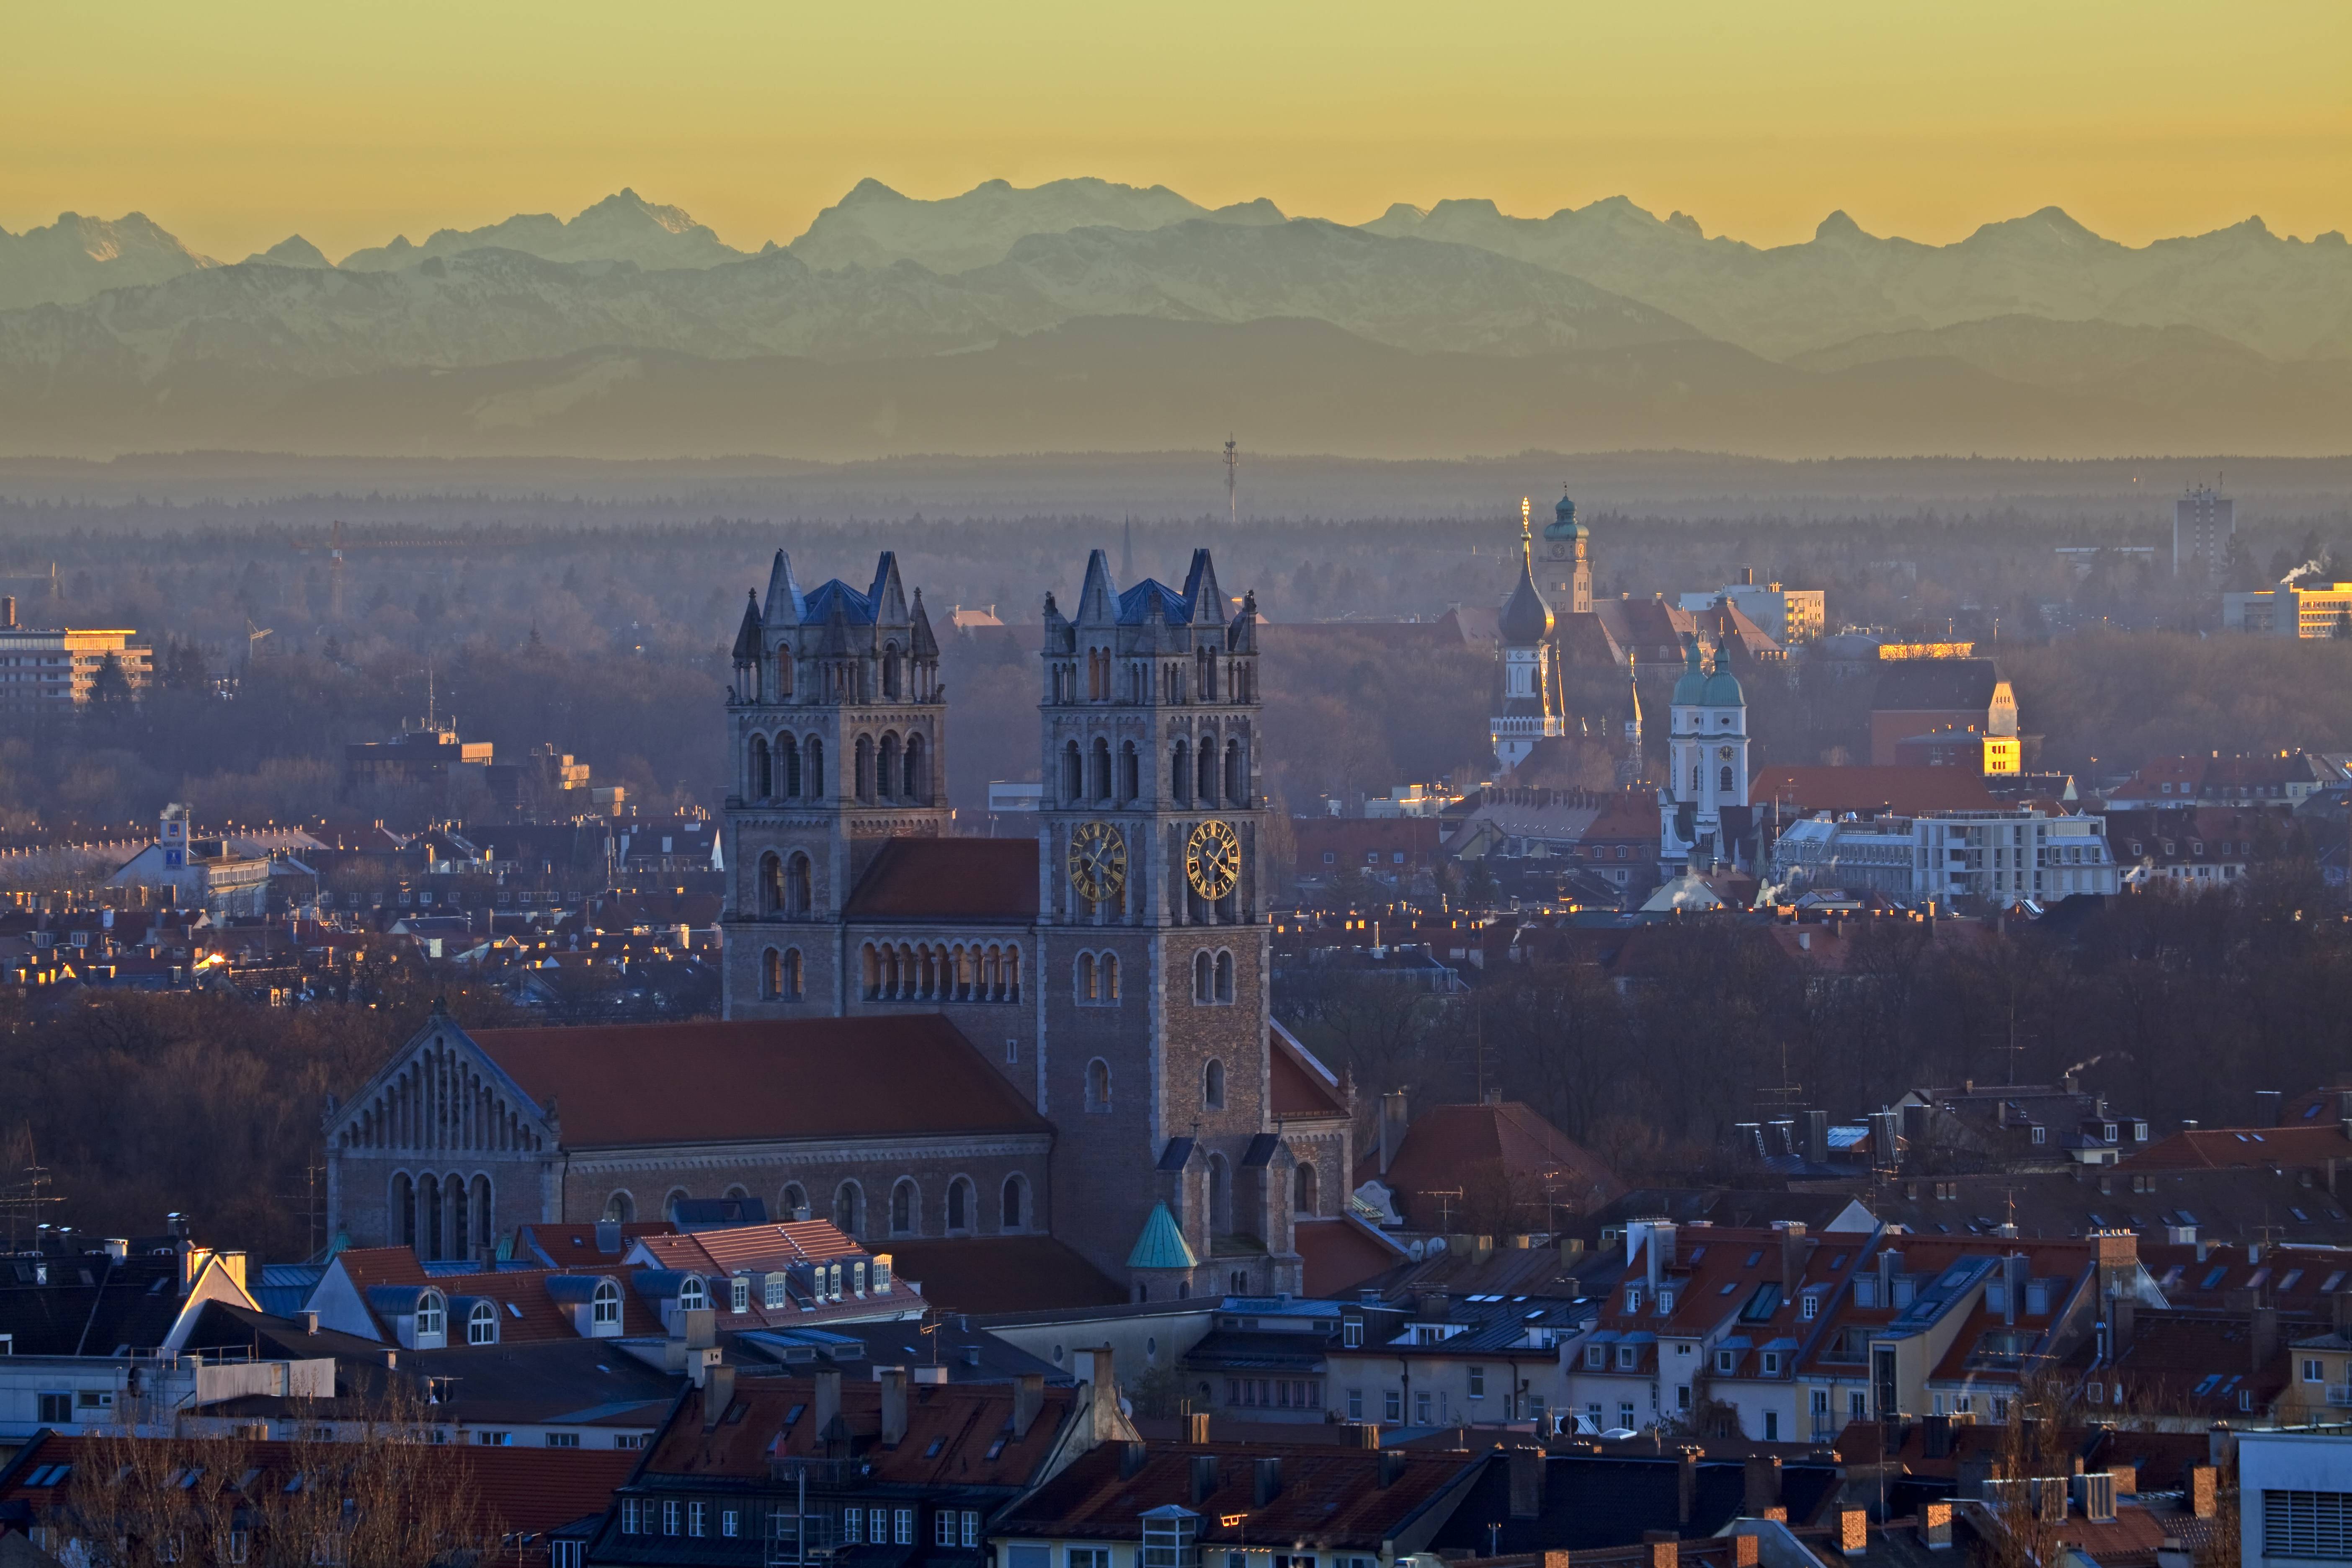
(1492, 497, 1563, 771)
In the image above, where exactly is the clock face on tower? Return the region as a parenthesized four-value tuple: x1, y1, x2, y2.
(1186, 818, 1242, 900)
(1067, 820, 1127, 903)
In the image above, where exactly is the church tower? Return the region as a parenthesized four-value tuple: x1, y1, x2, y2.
(1659, 637, 1748, 874)
(1540, 489, 1593, 613)
(1492, 500, 1562, 772)
(720, 550, 946, 1018)
(1036, 549, 1296, 1296)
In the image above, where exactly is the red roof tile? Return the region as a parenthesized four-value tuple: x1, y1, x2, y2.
(645, 1375, 1077, 1487)
(469, 1015, 1051, 1147)
(1750, 766, 1995, 816)
(881, 1236, 1127, 1314)
(842, 838, 1039, 921)
(2123, 1125, 2352, 1170)
(1356, 1101, 1624, 1219)
(1295, 1217, 1409, 1297)
(332, 1248, 663, 1341)
(1270, 1025, 1347, 1120)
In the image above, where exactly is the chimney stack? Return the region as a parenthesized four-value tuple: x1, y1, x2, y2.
(2252, 1305, 2279, 1370)
(1253, 1456, 1283, 1506)
(814, 1368, 842, 1439)
(1380, 1091, 1408, 1175)
(1013, 1373, 1044, 1437)
(1190, 1454, 1219, 1506)
(1804, 1109, 1829, 1167)
(2, 596, 14, 628)
(1744, 1454, 1782, 1515)
(1677, 1447, 1700, 1525)
(1509, 1447, 1544, 1519)
(1778, 1223, 1808, 1300)
(704, 1366, 737, 1429)
(2257, 1090, 2283, 1127)
(1086, 1346, 1122, 1443)
(1188, 1412, 1212, 1443)
(879, 1367, 909, 1446)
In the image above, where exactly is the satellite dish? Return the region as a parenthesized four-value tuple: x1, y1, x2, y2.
(1407, 1240, 1426, 1261)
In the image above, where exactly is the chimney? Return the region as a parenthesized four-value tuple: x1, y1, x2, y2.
(1252, 1456, 1283, 1506)
(2208, 1424, 2236, 1472)
(1013, 1373, 1045, 1437)
(814, 1367, 842, 1438)
(2189, 1465, 2218, 1520)
(2257, 1090, 2282, 1127)
(1509, 1447, 1545, 1519)
(1191, 1454, 1220, 1505)
(704, 1366, 737, 1429)
(1380, 1091, 1409, 1175)
(595, 1219, 622, 1254)
(1346, 1421, 1378, 1449)
(1743, 1454, 1782, 1515)
(2, 596, 12, 628)
(1922, 1415, 1952, 1460)
(1805, 1109, 1829, 1166)
(1188, 1412, 1212, 1443)
(1119, 1440, 1149, 1479)
(1839, 1510, 1870, 1558)
(297, 1310, 319, 1336)
(1086, 1346, 1122, 1443)
(1677, 1448, 1700, 1525)
(1901, 1103, 1930, 1166)
(2252, 1305, 2279, 1370)
(879, 1366, 909, 1446)
(1779, 1223, 1808, 1299)
(1644, 1533, 1679, 1568)
(1918, 1502, 1953, 1551)
(1377, 1450, 1407, 1489)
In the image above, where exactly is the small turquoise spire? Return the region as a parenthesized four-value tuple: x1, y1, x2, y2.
(1126, 1202, 1199, 1270)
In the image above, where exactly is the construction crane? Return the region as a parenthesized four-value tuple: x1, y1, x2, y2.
(246, 618, 274, 665)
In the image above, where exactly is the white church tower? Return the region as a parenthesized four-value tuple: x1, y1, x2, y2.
(1659, 635, 1748, 873)
(1491, 499, 1562, 772)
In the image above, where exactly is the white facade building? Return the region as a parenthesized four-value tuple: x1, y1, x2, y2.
(2240, 1429, 2352, 1568)
(1771, 809, 2120, 905)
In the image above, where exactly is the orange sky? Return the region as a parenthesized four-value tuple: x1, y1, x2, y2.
(7, 0, 2347, 261)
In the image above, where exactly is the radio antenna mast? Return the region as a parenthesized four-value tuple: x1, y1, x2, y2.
(1223, 436, 1239, 524)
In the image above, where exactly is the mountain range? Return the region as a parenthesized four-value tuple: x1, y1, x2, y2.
(1, 179, 2346, 458)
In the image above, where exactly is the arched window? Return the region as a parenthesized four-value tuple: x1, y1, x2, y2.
(882, 642, 902, 699)
(1224, 740, 1243, 803)
(1198, 743, 1218, 805)
(420, 1174, 443, 1258)
(677, 1277, 708, 1312)
(806, 736, 825, 798)
(776, 647, 795, 698)
(591, 1279, 620, 1327)
(779, 733, 801, 797)
(1063, 741, 1084, 803)
(1077, 952, 1097, 1002)
(759, 853, 784, 916)
(891, 1179, 918, 1236)
(1119, 741, 1139, 803)
(1085, 1058, 1111, 1113)
(1295, 1162, 1319, 1216)
(1215, 950, 1235, 1003)
(1691, 764, 1700, 794)
(762, 947, 785, 1000)
(855, 735, 875, 801)
(1001, 1175, 1026, 1231)
(750, 734, 772, 799)
(1203, 1059, 1225, 1109)
(1172, 740, 1191, 804)
(664, 1187, 691, 1222)
(449, 1170, 470, 1261)
(1090, 737, 1112, 803)
(1194, 950, 1213, 1003)
(393, 1173, 416, 1250)
(467, 1299, 498, 1346)
(415, 1290, 446, 1343)
(878, 732, 901, 800)
(787, 854, 812, 916)
(723, 1184, 750, 1202)
(471, 1175, 493, 1254)
(833, 1181, 863, 1236)
(946, 1177, 973, 1233)
(904, 734, 926, 802)
(1720, 764, 1735, 793)
(1101, 952, 1119, 1001)
(603, 1189, 635, 1223)
(776, 1183, 807, 1222)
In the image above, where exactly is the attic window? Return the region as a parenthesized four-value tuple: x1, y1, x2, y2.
(784, 1404, 807, 1427)
(923, 1437, 946, 1459)
(986, 1436, 1009, 1460)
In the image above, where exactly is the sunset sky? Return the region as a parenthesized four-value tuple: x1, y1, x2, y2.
(9, 0, 2347, 262)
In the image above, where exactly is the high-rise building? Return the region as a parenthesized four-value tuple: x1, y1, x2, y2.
(0, 598, 151, 710)
(2174, 486, 2235, 579)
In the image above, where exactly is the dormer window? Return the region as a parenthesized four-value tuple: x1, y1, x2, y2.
(1585, 1345, 1606, 1370)
(873, 1255, 892, 1294)
(1615, 1344, 1639, 1370)
(1625, 1286, 1642, 1313)
(2031, 1127, 2046, 1145)
(678, 1277, 708, 1312)
(765, 1275, 787, 1310)
(1715, 1349, 1736, 1374)
(731, 1276, 751, 1314)
(467, 1300, 497, 1346)
(1657, 1289, 1675, 1314)
(415, 1291, 446, 1346)
(1761, 1351, 1782, 1376)
(2103, 1123, 2117, 1143)
(592, 1280, 621, 1328)
(1800, 1295, 1819, 1321)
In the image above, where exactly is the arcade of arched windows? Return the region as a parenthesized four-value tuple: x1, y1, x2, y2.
(861, 941, 1022, 1003)
(340, 1044, 544, 1155)
(389, 1169, 495, 1262)
(744, 731, 824, 802)
(1047, 650, 1256, 708)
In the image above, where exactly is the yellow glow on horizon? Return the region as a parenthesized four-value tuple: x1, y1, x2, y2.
(5, 1, 2347, 263)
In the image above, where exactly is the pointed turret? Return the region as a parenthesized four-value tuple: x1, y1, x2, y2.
(731, 590, 763, 663)
(869, 552, 910, 627)
(1498, 508, 1555, 647)
(763, 550, 805, 628)
(1229, 588, 1259, 654)
(1076, 549, 1118, 626)
(819, 593, 854, 660)
(1183, 549, 1227, 626)
(909, 588, 939, 661)
(1125, 1201, 1200, 1271)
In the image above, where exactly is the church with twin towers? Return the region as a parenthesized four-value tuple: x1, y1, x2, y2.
(710, 543, 1354, 1296)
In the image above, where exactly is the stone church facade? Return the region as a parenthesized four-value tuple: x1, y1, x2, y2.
(324, 546, 1351, 1302)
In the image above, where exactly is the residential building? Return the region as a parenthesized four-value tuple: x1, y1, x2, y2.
(2104, 806, 2280, 889)
(1294, 817, 1443, 892)
(2101, 752, 2342, 810)
(1318, 1290, 1592, 1429)
(1891, 727, 2022, 776)
(1769, 809, 2118, 904)
(991, 1434, 1488, 1568)
(586, 1358, 1131, 1568)
(1679, 571, 1826, 647)
(2223, 581, 2352, 636)
(104, 803, 277, 918)
(2174, 487, 2237, 578)
(0, 600, 150, 709)
(1868, 660, 2016, 767)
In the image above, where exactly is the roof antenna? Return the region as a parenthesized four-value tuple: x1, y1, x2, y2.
(1223, 436, 1239, 524)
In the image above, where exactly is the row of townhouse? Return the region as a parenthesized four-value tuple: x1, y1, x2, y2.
(1557, 1219, 2152, 1443)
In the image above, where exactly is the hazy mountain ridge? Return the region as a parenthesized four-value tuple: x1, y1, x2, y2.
(787, 176, 1284, 274)
(0, 211, 217, 312)
(335, 188, 749, 272)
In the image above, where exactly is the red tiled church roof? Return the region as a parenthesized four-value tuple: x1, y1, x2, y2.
(1749, 765, 1995, 817)
(843, 838, 1039, 921)
(469, 1016, 1050, 1148)
(1355, 1101, 1624, 1217)
(1294, 1217, 1409, 1297)
(882, 1235, 1127, 1314)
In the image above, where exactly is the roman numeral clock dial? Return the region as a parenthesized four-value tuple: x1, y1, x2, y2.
(1067, 819, 1127, 903)
(1186, 818, 1241, 900)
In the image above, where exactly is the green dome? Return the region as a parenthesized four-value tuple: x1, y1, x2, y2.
(1543, 493, 1587, 541)
(1671, 637, 1707, 704)
(1701, 647, 1746, 707)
